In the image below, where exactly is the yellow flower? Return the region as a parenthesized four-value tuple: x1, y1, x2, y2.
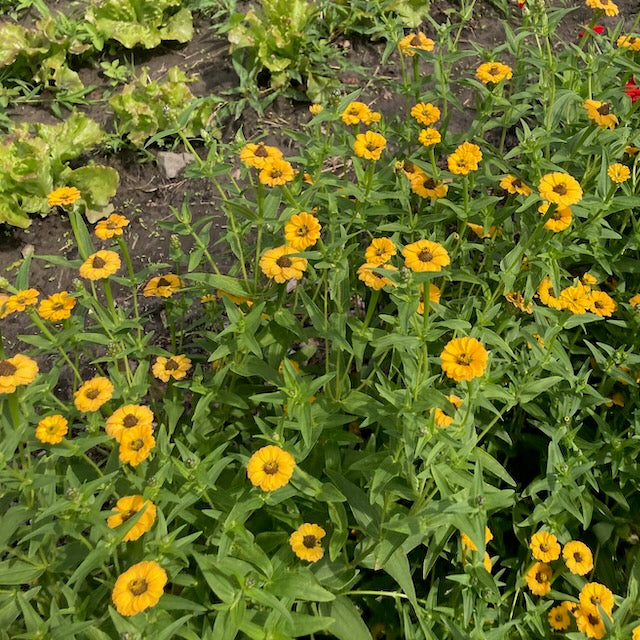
(106, 404, 154, 443)
(112, 560, 167, 617)
(585, 0, 619, 16)
(500, 175, 533, 195)
(588, 290, 616, 316)
(73, 376, 114, 412)
(152, 355, 192, 382)
(575, 608, 606, 639)
(143, 274, 183, 298)
(583, 99, 618, 129)
(538, 201, 572, 232)
(626, 145, 640, 157)
(606, 391, 625, 407)
(559, 283, 591, 314)
(309, 103, 323, 115)
(529, 531, 561, 562)
(476, 61, 513, 84)
(365, 238, 396, 265)
(402, 240, 450, 272)
(548, 605, 571, 631)
(483, 552, 492, 573)
(47, 186, 81, 207)
(259, 245, 308, 283)
(240, 143, 283, 169)
(284, 212, 322, 250)
(526, 562, 553, 596)
(35, 415, 68, 444)
(440, 337, 488, 382)
(79, 250, 121, 280)
(95, 214, 130, 240)
(418, 128, 441, 146)
(107, 495, 157, 541)
(538, 172, 583, 206)
(259, 157, 295, 186)
(579, 582, 614, 616)
(632, 624, 640, 640)
(617, 35, 640, 50)
(289, 523, 326, 562)
(357, 263, 397, 290)
(417, 283, 441, 314)
(410, 173, 448, 199)
(5, 288, 39, 314)
(341, 102, 380, 125)
(0, 354, 38, 394)
(398, 32, 435, 56)
(216, 290, 253, 306)
(582, 272, 598, 285)
(505, 291, 533, 313)
(537, 277, 563, 310)
(37, 291, 76, 322)
(353, 131, 386, 161)
(447, 142, 482, 175)
(433, 407, 453, 427)
(563, 540, 594, 575)
(119, 424, 155, 467)
(410, 102, 440, 126)
(398, 160, 421, 177)
(467, 223, 499, 239)
(461, 527, 493, 551)
(247, 445, 295, 491)
(607, 163, 630, 183)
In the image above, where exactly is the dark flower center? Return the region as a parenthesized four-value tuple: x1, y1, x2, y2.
(302, 535, 317, 548)
(404, 161, 416, 173)
(128, 578, 148, 596)
(418, 249, 434, 262)
(122, 509, 137, 522)
(130, 438, 145, 451)
(512, 178, 522, 187)
(276, 256, 292, 268)
(551, 210, 562, 220)
(535, 570, 548, 584)
(423, 178, 437, 189)
(456, 353, 472, 366)
(296, 225, 309, 237)
(573, 552, 583, 562)
(552, 184, 568, 195)
(123, 414, 139, 428)
(539, 543, 548, 552)
(366, 143, 379, 152)
(0, 361, 17, 376)
(263, 460, 279, 475)
(255, 144, 268, 157)
(92, 256, 106, 269)
(410, 35, 422, 46)
(597, 104, 610, 115)
(106, 220, 118, 229)
(157, 277, 170, 287)
(489, 66, 500, 75)
(85, 388, 100, 399)
(587, 614, 600, 625)
(51, 301, 65, 310)
(165, 359, 179, 371)
(270, 169, 283, 178)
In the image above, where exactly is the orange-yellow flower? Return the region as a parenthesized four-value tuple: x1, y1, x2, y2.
(259, 158, 295, 186)
(111, 561, 167, 616)
(0, 354, 39, 394)
(353, 131, 386, 160)
(410, 103, 440, 126)
(37, 291, 76, 322)
(398, 32, 435, 56)
(247, 445, 295, 491)
(440, 337, 488, 382)
(289, 523, 326, 562)
(35, 415, 68, 444)
(95, 214, 130, 240)
(47, 186, 81, 207)
(259, 245, 308, 283)
(240, 143, 283, 169)
(284, 212, 322, 250)
(107, 495, 157, 541)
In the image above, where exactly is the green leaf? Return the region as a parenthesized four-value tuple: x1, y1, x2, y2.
(320, 596, 371, 640)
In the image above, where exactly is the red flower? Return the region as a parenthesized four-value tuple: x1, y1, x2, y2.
(518, 1, 524, 7)
(624, 77, 640, 103)
(579, 25, 605, 37)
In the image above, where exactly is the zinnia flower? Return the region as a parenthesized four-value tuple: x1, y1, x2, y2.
(476, 61, 513, 84)
(537, 277, 563, 309)
(559, 282, 591, 314)
(119, 424, 155, 466)
(35, 415, 68, 444)
(447, 142, 482, 175)
(107, 495, 157, 541)
(365, 238, 396, 265)
(607, 163, 630, 183)
(617, 35, 640, 51)
(585, 0, 618, 16)
(410, 173, 448, 199)
(259, 158, 295, 186)
(111, 561, 167, 616)
(357, 263, 397, 290)
(259, 245, 307, 283)
(79, 250, 121, 280)
(289, 523, 326, 562)
(529, 531, 561, 562)
(500, 175, 533, 195)
(563, 540, 594, 575)
(284, 212, 322, 250)
(247, 445, 295, 491)
(152, 355, 192, 382)
(575, 608, 606, 639)
(341, 102, 380, 125)
(410, 102, 440, 126)
(526, 562, 553, 596)
(47, 186, 81, 207)
(240, 143, 282, 169)
(143, 274, 183, 298)
(402, 240, 450, 272)
(95, 214, 130, 240)
(583, 99, 618, 129)
(440, 337, 488, 382)
(538, 201, 572, 232)
(353, 131, 386, 160)
(579, 582, 614, 616)
(417, 283, 441, 314)
(309, 103, 323, 115)
(106, 404, 154, 442)
(398, 32, 435, 56)
(548, 605, 571, 631)
(73, 376, 114, 412)
(418, 128, 441, 146)
(461, 527, 493, 551)
(5, 288, 39, 313)
(588, 290, 616, 316)
(538, 172, 583, 206)
(0, 354, 39, 394)
(632, 624, 640, 640)
(37, 291, 76, 321)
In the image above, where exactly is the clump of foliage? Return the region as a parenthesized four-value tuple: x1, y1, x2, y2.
(0, 113, 119, 227)
(109, 66, 221, 146)
(85, 0, 193, 49)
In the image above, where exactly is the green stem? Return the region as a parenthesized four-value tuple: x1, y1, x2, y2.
(117, 237, 142, 341)
(29, 312, 82, 383)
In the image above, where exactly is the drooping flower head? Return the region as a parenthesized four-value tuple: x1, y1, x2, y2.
(410, 173, 448, 199)
(240, 143, 283, 169)
(247, 445, 295, 491)
(357, 263, 398, 290)
(500, 175, 533, 195)
(0, 354, 39, 394)
(585, 0, 619, 16)
(143, 274, 183, 298)
(583, 99, 618, 129)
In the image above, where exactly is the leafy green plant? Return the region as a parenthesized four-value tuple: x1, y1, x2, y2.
(109, 66, 221, 147)
(85, 0, 193, 49)
(0, 113, 119, 227)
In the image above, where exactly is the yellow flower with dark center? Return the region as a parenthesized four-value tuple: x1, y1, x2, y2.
(410, 173, 448, 199)
(417, 283, 441, 314)
(119, 424, 155, 466)
(107, 495, 157, 541)
(259, 245, 308, 283)
(575, 607, 606, 639)
(152, 355, 192, 382)
(529, 531, 561, 562)
(309, 103, 323, 115)
(284, 212, 322, 250)
(447, 142, 482, 175)
(537, 277, 562, 309)
(35, 415, 68, 444)
(73, 376, 114, 412)
(607, 163, 630, 183)
(461, 527, 493, 551)
(47, 186, 81, 207)
(79, 250, 121, 280)
(398, 32, 435, 56)
(583, 99, 618, 129)
(410, 102, 441, 126)
(240, 143, 283, 169)
(259, 158, 295, 186)
(476, 61, 513, 84)
(112, 560, 167, 616)
(365, 238, 396, 265)
(559, 283, 591, 314)
(398, 160, 422, 177)
(538, 172, 583, 206)
(585, 0, 618, 16)
(526, 562, 553, 596)
(588, 290, 616, 317)
(538, 201, 572, 232)
(357, 263, 398, 290)
(579, 582, 614, 616)
(353, 131, 386, 160)
(418, 128, 441, 146)
(626, 145, 640, 157)
(563, 601, 578, 613)
(247, 445, 295, 491)
(434, 395, 462, 428)
(289, 523, 326, 562)
(106, 404, 154, 442)
(548, 605, 571, 631)
(630, 293, 640, 307)
(433, 407, 453, 427)
(143, 274, 183, 298)
(402, 240, 450, 272)
(440, 337, 488, 382)
(582, 272, 598, 285)
(617, 35, 640, 50)
(341, 102, 380, 125)
(563, 540, 594, 575)
(505, 291, 533, 313)
(467, 223, 500, 239)
(95, 214, 130, 240)
(216, 289, 253, 306)
(37, 291, 76, 322)
(0, 354, 39, 394)
(500, 175, 533, 195)
(5, 288, 39, 313)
